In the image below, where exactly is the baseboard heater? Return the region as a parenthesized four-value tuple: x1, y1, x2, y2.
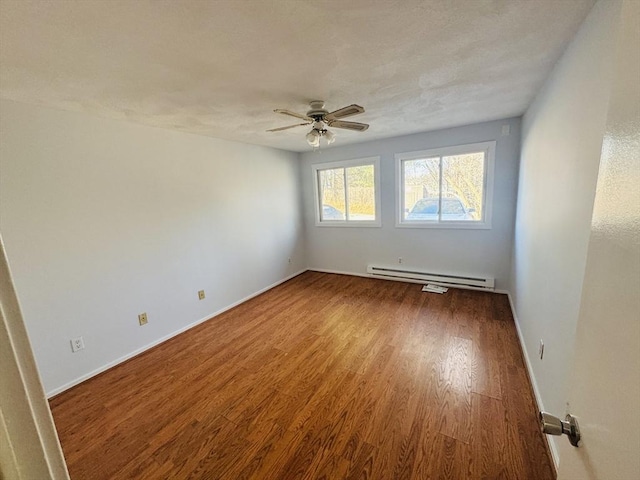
(367, 265, 495, 291)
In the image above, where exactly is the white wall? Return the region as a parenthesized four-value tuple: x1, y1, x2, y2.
(301, 118, 521, 291)
(0, 99, 305, 395)
(511, 0, 621, 465)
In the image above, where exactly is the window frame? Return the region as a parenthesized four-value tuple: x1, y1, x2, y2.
(312, 156, 381, 227)
(395, 141, 496, 229)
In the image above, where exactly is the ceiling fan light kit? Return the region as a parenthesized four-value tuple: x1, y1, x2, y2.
(268, 100, 368, 148)
(306, 129, 320, 148)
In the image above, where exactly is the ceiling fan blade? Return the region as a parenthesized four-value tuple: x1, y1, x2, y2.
(274, 109, 312, 121)
(266, 122, 311, 132)
(327, 120, 369, 132)
(325, 104, 365, 121)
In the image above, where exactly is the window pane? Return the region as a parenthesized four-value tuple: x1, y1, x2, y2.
(403, 157, 440, 221)
(346, 165, 375, 221)
(441, 152, 485, 221)
(319, 168, 346, 221)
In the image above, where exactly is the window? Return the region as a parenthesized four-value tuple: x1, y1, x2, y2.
(313, 157, 381, 226)
(396, 141, 495, 228)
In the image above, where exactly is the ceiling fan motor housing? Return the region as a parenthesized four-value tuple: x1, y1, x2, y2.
(307, 100, 328, 120)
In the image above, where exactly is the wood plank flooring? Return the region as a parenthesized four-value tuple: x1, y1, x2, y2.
(49, 272, 555, 479)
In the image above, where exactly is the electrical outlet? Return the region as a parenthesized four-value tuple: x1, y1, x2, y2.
(539, 339, 544, 360)
(71, 336, 84, 353)
(198, 290, 205, 300)
(138, 312, 148, 326)
(398, 257, 403, 264)
(288, 257, 291, 264)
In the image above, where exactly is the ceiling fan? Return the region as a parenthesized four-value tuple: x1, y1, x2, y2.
(267, 100, 369, 147)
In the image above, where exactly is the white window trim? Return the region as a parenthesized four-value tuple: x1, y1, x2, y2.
(312, 156, 381, 227)
(395, 141, 496, 229)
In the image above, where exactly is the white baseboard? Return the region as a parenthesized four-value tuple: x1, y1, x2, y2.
(506, 292, 560, 471)
(47, 269, 307, 398)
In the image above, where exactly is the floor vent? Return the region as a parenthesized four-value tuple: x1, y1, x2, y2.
(367, 265, 495, 291)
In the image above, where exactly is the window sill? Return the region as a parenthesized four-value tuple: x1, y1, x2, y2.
(316, 221, 381, 228)
(395, 221, 491, 230)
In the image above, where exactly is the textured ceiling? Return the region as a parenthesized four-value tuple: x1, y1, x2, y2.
(0, 0, 595, 152)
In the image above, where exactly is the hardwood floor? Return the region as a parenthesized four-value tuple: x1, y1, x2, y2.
(49, 272, 555, 479)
